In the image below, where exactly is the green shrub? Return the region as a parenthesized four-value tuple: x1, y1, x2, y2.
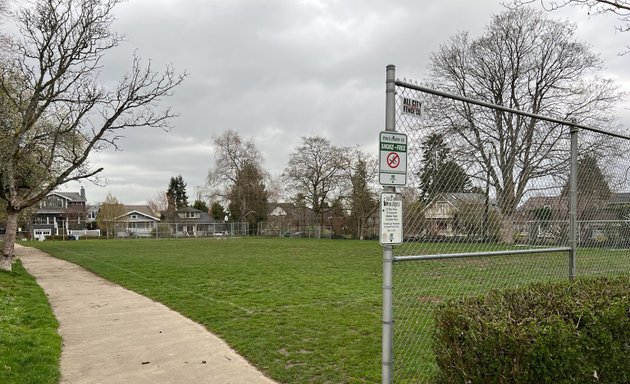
(433, 276, 630, 383)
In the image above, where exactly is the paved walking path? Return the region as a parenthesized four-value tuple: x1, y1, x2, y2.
(16, 244, 277, 384)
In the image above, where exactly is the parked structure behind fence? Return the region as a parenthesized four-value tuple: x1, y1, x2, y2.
(382, 65, 630, 383)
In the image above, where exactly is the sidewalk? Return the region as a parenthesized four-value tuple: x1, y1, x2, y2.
(16, 244, 277, 384)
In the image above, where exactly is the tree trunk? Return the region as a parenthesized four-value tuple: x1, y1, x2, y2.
(1, 209, 19, 272)
(500, 214, 514, 244)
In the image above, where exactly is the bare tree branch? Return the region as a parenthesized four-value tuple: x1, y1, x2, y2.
(508, 0, 630, 51)
(424, 7, 623, 243)
(0, 0, 185, 270)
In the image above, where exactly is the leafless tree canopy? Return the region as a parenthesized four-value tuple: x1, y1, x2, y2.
(510, 0, 630, 50)
(283, 136, 346, 225)
(147, 189, 169, 215)
(0, 0, 184, 270)
(426, 7, 622, 240)
(206, 129, 265, 199)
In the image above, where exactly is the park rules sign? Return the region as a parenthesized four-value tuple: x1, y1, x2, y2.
(380, 192, 403, 245)
(379, 131, 407, 186)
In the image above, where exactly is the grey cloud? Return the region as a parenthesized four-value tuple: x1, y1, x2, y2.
(56, 0, 628, 205)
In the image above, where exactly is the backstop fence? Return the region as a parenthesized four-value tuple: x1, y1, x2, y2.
(382, 65, 630, 383)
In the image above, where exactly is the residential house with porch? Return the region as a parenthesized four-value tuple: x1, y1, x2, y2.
(112, 205, 161, 238)
(32, 187, 88, 240)
(421, 192, 499, 240)
(161, 207, 218, 237)
(517, 192, 630, 246)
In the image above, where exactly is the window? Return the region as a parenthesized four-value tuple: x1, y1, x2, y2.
(130, 214, 138, 220)
(436, 202, 449, 215)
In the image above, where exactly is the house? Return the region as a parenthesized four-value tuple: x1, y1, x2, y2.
(517, 192, 630, 245)
(422, 193, 498, 239)
(112, 205, 161, 238)
(86, 204, 100, 230)
(161, 207, 218, 237)
(32, 187, 88, 240)
(262, 203, 317, 236)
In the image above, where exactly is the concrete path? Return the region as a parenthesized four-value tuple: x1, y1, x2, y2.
(16, 244, 277, 384)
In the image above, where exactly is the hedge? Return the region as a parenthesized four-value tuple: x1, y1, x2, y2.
(433, 276, 629, 383)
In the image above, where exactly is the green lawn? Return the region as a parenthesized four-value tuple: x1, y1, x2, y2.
(27, 238, 629, 383)
(32, 238, 384, 383)
(0, 260, 61, 384)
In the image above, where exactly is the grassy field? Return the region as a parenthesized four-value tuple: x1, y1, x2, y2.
(32, 238, 384, 383)
(27, 238, 630, 383)
(0, 260, 61, 384)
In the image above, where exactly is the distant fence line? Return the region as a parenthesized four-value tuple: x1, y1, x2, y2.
(257, 223, 333, 239)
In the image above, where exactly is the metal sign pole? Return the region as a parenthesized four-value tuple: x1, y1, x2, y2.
(382, 64, 396, 384)
(569, 125, 578, 281)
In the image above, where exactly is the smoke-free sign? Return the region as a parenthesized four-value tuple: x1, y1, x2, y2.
(379, 131, 407, 186)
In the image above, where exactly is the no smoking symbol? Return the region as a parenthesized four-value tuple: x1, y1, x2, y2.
(386, 152, 400, 168)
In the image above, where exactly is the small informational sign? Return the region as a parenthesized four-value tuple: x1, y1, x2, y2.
(379, 131, 407, 186)
(380, 192, 403, 245)
(402, 97, 422, 116)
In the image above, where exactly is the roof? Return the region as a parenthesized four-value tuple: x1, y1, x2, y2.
(49, 191, 86, 202)
(268, 203, 316, 220)
(609, 192, 630, 205)
(429, 193, 496, 208)
(175, 207, 200, 213)
(161, 207, 216, 224)
(120, 205, 160, 221)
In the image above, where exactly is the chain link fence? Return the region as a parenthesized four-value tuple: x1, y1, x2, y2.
(384, 67, 630, 383)
(257, 222, 334, 239)
(100, 221, 249, 239)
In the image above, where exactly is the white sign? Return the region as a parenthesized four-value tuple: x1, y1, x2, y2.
(402, 97, 422, 117)
(379, 131, 407, 186)
(380, 192, 403, 245)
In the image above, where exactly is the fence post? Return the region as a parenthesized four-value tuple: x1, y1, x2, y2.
(569, 125, 578, 281)
(382, 64, 396, 384)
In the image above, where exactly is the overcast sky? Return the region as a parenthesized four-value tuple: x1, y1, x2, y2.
(51, 0, 630, 205)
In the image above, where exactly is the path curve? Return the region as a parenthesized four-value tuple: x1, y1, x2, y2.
(16, 244, 277, 384)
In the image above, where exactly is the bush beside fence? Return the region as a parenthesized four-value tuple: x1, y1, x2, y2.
(433, 276, 630, 384)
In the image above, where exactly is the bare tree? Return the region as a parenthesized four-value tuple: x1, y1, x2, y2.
(147, 189, 168, 216)
(0, 0, 184, 271)
(265, 173, 285, 204)
(207, 129, 265, 199)
(284, 136, 345, 228)
(510, 0, 630, 50)
(95, 192, 126, 239)
(426, 7, 622, 243)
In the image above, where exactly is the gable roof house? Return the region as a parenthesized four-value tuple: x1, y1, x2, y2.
(32, 187, 88, 240)
(112, 205, 161, 238)
(421, 193, 499, 240)
(517, 192, 630, 246)
(161, 207, 218, 237)
(262, 203, 317, 236)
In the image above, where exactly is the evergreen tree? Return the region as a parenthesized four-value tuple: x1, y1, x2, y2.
(192, 200, 208, 212)
(349, 157, 378, 239)
(227, 161, 268, 234)
(562, 154, 611, 220)
(210, 202, 226, 221)
(166, 175, 189, 210)
(418, 133, 471, 202)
